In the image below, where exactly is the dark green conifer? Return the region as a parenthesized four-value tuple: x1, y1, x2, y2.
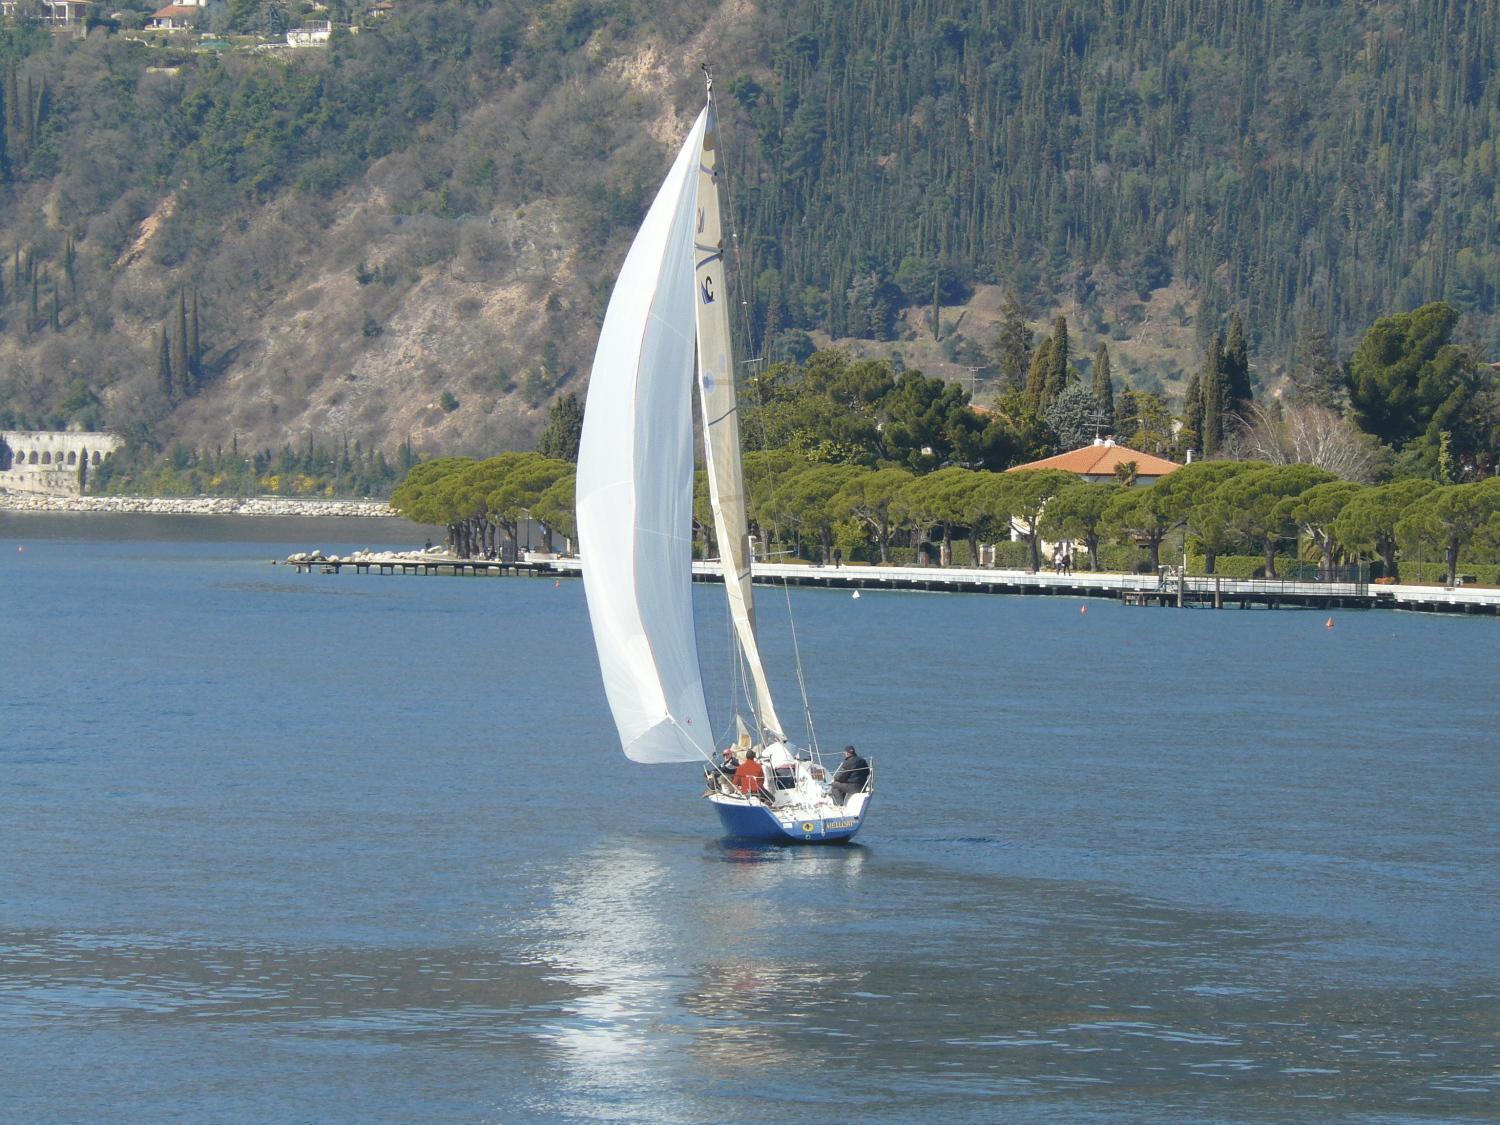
(1043, 315, 1070, 404)
(1182, 372, 1203, 454)
(173, 290, 191, 395)
(1024, 336, 1053, 413)
(1288, 314, 1344, 410)
(1223, 312, 1253, 411)
(0, 71, 8, 182)
(4, 68, 20, 165)
(1201, 335, 1226, 457)
(188, 291, 201, 380)
(992, 290, 1032, 392)
(158, 326, 173, 400)
(1091, 342, 1115, 430)
(539, 392, 584, 462)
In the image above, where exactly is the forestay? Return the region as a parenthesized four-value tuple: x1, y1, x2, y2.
(576, 109, 714, 764)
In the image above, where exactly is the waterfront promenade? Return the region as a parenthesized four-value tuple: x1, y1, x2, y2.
(285, 550, 1500, 616)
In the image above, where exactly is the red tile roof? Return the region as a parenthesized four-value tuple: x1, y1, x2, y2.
(1006, 441, 1181, 478)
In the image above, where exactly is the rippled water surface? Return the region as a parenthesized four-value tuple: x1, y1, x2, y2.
(3, 514, 1497, 1121)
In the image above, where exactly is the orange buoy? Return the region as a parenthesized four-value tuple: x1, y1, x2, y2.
(1080, 605, 1087, 614)
(1325, 617, 1334, 628)
(554, 579, 561, 588)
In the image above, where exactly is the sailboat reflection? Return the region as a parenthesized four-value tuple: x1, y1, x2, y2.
(532, 839, 873, 1104)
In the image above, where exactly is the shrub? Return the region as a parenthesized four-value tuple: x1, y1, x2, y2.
(991, 540, 1032, 569)
(1186, 554, 1264, 579)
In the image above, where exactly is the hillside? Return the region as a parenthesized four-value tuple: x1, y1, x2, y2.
(0, 0, 1495, 461)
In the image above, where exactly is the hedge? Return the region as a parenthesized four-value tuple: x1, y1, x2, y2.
(1392, 561, 1500, 585)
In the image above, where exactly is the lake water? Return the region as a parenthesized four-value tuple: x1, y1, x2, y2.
(2, 514, 1497, 1122)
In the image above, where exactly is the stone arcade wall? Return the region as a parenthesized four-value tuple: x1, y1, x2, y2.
(0, 430, 123, 496)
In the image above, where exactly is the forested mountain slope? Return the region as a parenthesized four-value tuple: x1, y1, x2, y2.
(0, 0, 1495, 460)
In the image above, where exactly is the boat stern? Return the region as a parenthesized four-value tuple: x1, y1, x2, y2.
(707, 791, 868, 844)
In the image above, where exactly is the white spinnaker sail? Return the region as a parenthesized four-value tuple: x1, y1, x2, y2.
(693, 99, 785, 740)
(577, 108, 714, 764)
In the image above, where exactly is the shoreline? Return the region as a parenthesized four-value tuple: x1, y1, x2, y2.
(0, 491, 397, 518)
(280, 552, 1500, 616)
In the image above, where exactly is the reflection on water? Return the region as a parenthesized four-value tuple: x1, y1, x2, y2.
(2, 843, 1497, 1121)
(0, 929, 578, 1049)
(528, 843, 685, 1119)
(514, 840, 1500, 1120)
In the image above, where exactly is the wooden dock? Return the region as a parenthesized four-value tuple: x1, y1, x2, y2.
(285, 552, 1500, 616)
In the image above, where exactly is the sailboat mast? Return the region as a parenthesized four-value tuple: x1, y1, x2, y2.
(693, 81, 786, 743)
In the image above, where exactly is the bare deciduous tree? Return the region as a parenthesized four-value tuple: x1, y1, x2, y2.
(1225, 400, 1381, 482)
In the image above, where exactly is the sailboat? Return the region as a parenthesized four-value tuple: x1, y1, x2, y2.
(575, 74, 873, 843)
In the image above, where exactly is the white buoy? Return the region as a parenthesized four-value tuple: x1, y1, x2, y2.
(851, 590, 861, 599)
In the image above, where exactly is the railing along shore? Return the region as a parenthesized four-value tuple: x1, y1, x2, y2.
(282, 550, 1500, 616)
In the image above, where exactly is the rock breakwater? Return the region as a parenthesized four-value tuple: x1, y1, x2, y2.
(0, 491, 397, 518)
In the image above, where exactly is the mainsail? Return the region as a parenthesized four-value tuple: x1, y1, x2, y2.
(576, 108, 714, 764)
(692, 100, 785, 741)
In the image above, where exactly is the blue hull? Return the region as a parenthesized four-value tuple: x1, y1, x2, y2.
(710, 797, 868, 843)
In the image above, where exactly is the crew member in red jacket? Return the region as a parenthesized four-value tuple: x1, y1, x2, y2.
(733, 749, 766, 800)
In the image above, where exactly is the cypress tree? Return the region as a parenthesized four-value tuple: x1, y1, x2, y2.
(1025, 336, 1053, 413)
(188, 291, 201, 380)
(1182, 372, 1203, 454)
(48, 285, 58, 331)
(992, 290, 1032, 392)
(22, 76, 33, 150)
(0, 70, 8, 183)
(538, 392, 584, 462)
(1043, 315, 1070, 405)
(4, 68, 20, 166)
(173, 290, 191, 396)
(1091, 342, 1115, 430)
(27, 76, 44, 150)
(28, 271, 37, 333)
(1201, 335, 1226, 457)
(1223, 312, 1253, 412)
(1288, 314, 1343, 410)
(158, 326, 173, 400)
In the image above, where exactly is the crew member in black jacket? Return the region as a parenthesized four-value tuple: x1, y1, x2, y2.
(830, 745, 869, 806)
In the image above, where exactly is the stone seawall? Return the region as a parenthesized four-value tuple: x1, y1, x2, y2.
(0, 491, 397, 518)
